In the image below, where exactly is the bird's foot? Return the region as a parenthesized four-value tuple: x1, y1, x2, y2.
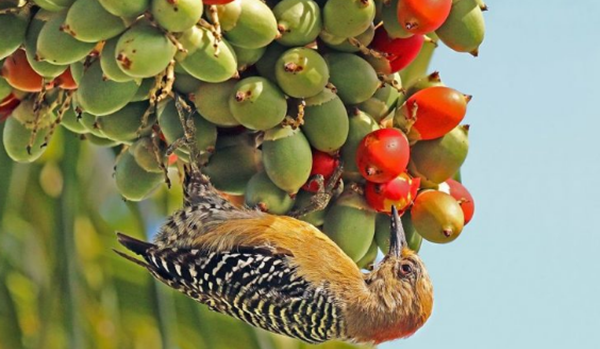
(289, 162, 344, 218)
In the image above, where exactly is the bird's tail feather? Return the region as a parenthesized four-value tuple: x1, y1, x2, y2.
(116, 232, 154, 255)
(114, 233, 189, 293)
(113, 249, 150, 269)
(114, 232, 156, 269)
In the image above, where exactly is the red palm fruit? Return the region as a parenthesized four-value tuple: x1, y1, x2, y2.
(397, 0, 452, 35)
(1, 49, 46, 92)
(54, 67, 78, 90)
(356, 128, 410, 183)
(0, 93, 16, 108)
(440, 178, 475, 225)
(303, 150, 339, 192)
(401, 86, 469, 140)
(365, 172, 420, 213)
(371, 27, 424, 72)
(0, 93, 21, 122)
(168, 153, 178, 166)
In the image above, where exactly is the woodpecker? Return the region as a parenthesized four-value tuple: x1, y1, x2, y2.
(115, 99, 433, 345)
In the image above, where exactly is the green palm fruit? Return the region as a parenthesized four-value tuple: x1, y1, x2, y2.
(409, 125, 469, 186)
(411, 190, 464, 243)
(404, 71, 444, 99)
(357, 75, 401, 122)
(85, 133, 119, 146)
(115, 21, 177, 78)
(115, 149, 163, 201)
(95, 101, 155, 143)
(33, 0, 75, 12)
(0, 77, 11, 101)
(173, 72, 203, 94)
(157, 98, 217, 158)
(262, 125, 312, 194)
(323, 0, 375, 38)
(0, 9, 29, 60)
(381, 0, 412, 39)
(301, 88, 349, 152)
(244, 171, 296, 214)
(78, 111, 105, 137)
(320, 24, 375, 53)
(217, 0, 279, 49)
(203, 134, 262, 195)
(356, 240, 378, 269)
(100, 36, 136, 82)
(228, 77, 287, 131)
(323, 188, 376, 262)
(76, 60, 140, 116)
(60, 104, 87, 134)
(325, 53, 380, 104)
(177, 26, 238, 83)
(128, 137, 164, 173)
(130, 78, 154, 102)
(232, 44, 266, 70)
(3, 99, 54, 163)
(151, 0, 203, 33)
(436, 0, 485, 56)
(64, 0, 127, 43)
(36, 12, 96, 65)
(273, 0, 322, 47)
(24, 13, 69, 78)
(69, 61, 84, 85)
(275, 47, 329, 98)
(193, 80, 240, 127)
(98, 0, 149, 18)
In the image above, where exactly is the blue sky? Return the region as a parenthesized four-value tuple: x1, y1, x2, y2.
(383, 1, 600, 348)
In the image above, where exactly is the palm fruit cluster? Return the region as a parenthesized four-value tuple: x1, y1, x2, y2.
(0, 0, 486, 267)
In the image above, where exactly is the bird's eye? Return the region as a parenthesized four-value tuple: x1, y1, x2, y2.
(399, 262, 413, 276)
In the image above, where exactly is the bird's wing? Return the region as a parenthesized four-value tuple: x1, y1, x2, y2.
(117, 233, 346, 343)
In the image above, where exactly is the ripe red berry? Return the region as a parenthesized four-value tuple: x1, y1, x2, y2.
(54, 67, 78, 90)
(168, 153, 179, 166)
(365, 172, 420, 213)
(397, 0, 452, 35)
(303, 150, 339, 192)
(371, 27, 424, 72)
(440, 178, 475, 225)
(1, 49, 47, 92)
(356, 128, 410, 183)
(0, 93, 21, 122)
(403, 86, 469, 140)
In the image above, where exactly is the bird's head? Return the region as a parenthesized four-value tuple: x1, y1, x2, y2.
(364, 206, 434, 342)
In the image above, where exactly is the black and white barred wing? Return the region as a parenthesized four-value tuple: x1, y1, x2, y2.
(142, 246, 346, 344)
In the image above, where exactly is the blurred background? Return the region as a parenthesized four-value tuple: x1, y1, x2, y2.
(1, 1, 600, 349)
(384, 1, 600, 349)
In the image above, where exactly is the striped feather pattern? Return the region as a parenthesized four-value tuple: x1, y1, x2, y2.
(143, 245, 346, 344)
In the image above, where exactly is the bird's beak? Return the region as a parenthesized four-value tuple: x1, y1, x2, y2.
(388, 206, 407, 258)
